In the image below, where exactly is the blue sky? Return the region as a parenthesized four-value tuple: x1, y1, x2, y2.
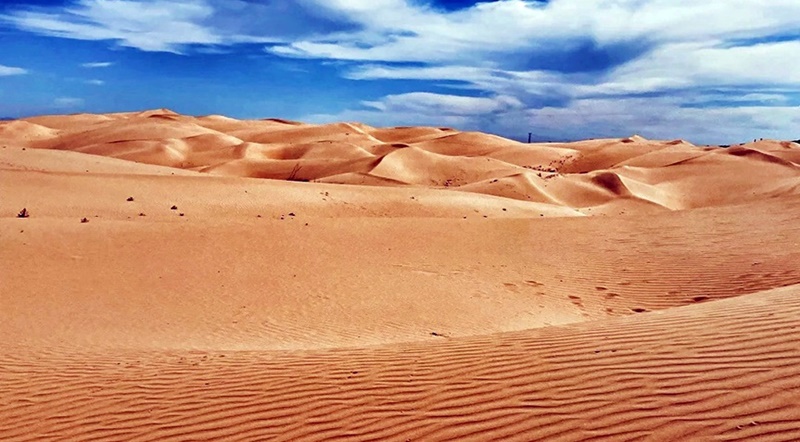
(1, 0, 799, 144)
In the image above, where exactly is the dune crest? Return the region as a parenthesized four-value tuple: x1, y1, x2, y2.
(2, 110, 797, 214)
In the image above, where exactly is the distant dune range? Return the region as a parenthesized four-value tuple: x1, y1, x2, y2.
(4, 108, 799, 214)
(2, 110, 800, 441)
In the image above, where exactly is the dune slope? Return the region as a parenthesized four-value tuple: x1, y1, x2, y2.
(2, 110, 796, 213)
(2, 285, 800, 441)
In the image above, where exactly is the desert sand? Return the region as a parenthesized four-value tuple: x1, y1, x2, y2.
(2, 109, 800, 441)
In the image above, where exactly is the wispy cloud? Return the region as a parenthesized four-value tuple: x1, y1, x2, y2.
(362, 92, 524, 116)
(1, 0, 355, 53)
(0, 64, 27, 76)
(85, 79, 105, 85)
(306, 95, 800, 145)
(3, 0, 221, 53)
(523, 97, 800, 143)
(287, 0, 800, 143)
(53, 97, 85, 108)
(579, 40, 800, 97)
(81, 62, 113, 68)
(269, 0, 800, 64)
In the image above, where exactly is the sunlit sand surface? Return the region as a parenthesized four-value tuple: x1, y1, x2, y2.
(2, 110, 800, 441)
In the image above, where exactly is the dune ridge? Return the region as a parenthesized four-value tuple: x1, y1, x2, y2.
(2, 110, 800, 441)
(3, 110, 798, 214)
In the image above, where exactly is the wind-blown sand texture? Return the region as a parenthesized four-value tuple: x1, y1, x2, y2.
(2, 109, 800, 441)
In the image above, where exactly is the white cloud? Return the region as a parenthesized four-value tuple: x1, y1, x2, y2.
(53, 97, 85, 108)
(285, 1, 800, 143)
(269, 0, 800, 63)
(85, 79, 105, 85)
(581, 40, 800, 96)
(1, 0, 350, 53)
(81, 61, 113, 68)
(737, 94, 789, 103)
(0, 64, 27, 76)
(346, 65, 494, 82)
(306, 94, 800, 145)
(269, 1, 553, 63)
(4, 0, 222, 53)
(524, 97, 800, 144)
(345, 64, 578, 100)
(362, 92, 524, 115)
(584, 0, 800, 45)
(271, 0, 800, 102)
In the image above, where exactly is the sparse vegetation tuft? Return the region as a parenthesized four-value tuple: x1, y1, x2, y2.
(17, 208, 29, 218)
(287, 162, 307, 182)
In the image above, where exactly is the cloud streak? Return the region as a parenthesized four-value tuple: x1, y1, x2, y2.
(1, 0, 356, 53)
(0, 64, 27, 76)
(363, 92, 524, 116)
(53, 97, 85, 108)
(81, 61, 113, 68)
(3, 0, 221, 52)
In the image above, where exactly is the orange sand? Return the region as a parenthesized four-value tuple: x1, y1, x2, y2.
(2, 110, 800, 441)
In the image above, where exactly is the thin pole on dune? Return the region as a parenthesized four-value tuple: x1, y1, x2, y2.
(528, 132, 532, 143)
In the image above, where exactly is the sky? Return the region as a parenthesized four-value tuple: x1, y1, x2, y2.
(1, 0, 799, 144)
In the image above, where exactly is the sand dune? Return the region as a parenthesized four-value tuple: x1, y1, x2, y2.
(3, 284, 800, 441)
(4, 110, 796, 213)
(0, 121, 60, 146)
(2, 110, 800, 441)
